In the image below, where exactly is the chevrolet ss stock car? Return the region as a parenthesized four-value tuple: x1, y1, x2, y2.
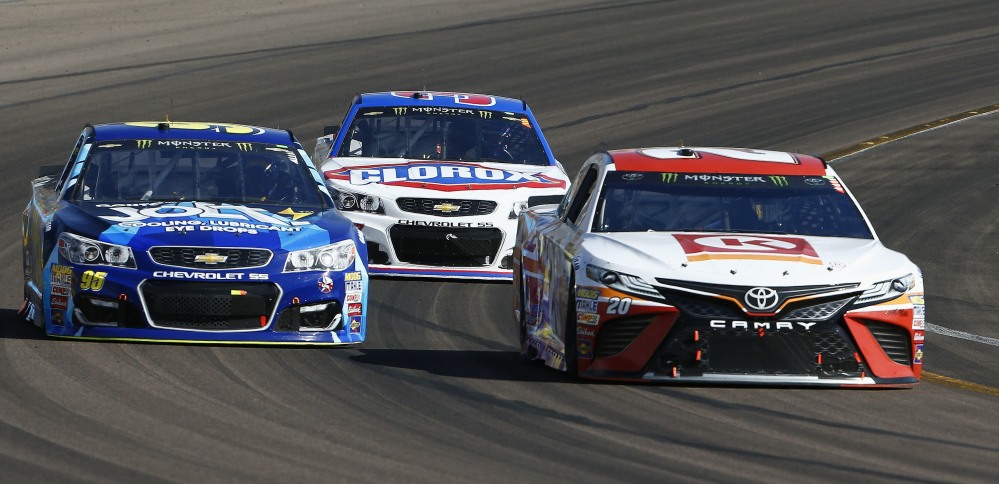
(513, 147, 925, 386)
(314, 91, 569, 279)
(20, 121, 368, 344)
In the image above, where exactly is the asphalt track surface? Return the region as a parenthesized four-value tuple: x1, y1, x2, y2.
(2, 1, 998, 482)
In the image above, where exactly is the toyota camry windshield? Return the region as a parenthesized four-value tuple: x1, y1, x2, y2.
(593, 172, 874, 239)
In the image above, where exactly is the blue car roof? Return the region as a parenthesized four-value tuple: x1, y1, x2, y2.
(91, 122, 296, 145)
(354, 91, 529, 113)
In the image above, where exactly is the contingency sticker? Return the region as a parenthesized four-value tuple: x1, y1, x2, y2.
(51, 264, 73, 286)
(50, 295, 68, 310)
(577, 312, 600, 326)
(575, 288, 600, 313)
(909, 295, 926, 330)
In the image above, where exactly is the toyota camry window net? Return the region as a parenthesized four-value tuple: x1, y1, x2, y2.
(593, 172, 873, 238)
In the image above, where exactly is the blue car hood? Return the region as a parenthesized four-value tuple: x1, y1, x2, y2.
(62, 201, 353, 253)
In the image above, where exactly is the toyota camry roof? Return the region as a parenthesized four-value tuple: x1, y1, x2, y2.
(606, 147, 827, 175)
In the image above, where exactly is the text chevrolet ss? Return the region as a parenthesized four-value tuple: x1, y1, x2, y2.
(21, 121, 368, 344)
(315, 91, 569, 279)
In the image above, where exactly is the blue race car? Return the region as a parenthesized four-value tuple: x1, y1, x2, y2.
(20, 121, 368, 344)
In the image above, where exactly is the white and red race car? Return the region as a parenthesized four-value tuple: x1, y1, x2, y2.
(315, 91, 569, 280)
(514, 147, 925, 386)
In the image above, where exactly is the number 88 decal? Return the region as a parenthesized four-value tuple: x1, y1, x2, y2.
(606, 297, 632, 315)
(80, 270, 107, 291)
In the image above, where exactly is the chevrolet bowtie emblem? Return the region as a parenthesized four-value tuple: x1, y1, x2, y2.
(194, 253, 228, 265)
(433, 203, 461, 213)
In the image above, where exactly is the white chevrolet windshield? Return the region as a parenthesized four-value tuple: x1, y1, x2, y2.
(337, 108, 550, 165)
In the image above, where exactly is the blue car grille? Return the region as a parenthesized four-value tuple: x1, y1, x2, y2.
(141, 281, 279, 330)
(149, 246, 272, 270)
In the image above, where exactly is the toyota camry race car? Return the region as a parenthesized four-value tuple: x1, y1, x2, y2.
(314, 91, 569, 279)
(514, 147, 925, 387)
(21, 121, 368, 344)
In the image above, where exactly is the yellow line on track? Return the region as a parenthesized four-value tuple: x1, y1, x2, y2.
(820, 103, 999, 396)
(921, 372, 999, 397)
(822, 102, 999, 161)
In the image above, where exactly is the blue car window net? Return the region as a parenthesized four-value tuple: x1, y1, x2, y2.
(79, 141, 324, 206)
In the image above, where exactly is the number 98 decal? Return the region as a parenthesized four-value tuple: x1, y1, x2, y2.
(80, 270, 107, 291)
(606, 297, 632, 315)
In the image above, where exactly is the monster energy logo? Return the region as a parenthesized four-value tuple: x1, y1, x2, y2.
(393, 107, 408, 115)
(136, 140, 152, 148)
(479, 111, 493, 119)
(662, 173, 678, 183)
(769, 176, 788, 187)
(236, 143, 252, 151)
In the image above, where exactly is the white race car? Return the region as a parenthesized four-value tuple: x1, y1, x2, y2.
(315, 91, 569, 280)
(514, 147, 925, 386)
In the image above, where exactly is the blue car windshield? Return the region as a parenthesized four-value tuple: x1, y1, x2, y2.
(77, 140, 324, 206)
(593, 172, 874, 239)
(337, 107, 550, 165)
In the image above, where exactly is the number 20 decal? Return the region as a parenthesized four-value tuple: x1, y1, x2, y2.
(80, 270, 107, 291)
(606, 297, 632, 315)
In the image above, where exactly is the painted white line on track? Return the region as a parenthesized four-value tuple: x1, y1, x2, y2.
(927, 323, 999, 347)
(821, 106, 999, 395)
(820, 106, 999, 352)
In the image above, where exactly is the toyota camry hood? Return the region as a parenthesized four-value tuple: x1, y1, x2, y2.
(581, 231, 917, 287)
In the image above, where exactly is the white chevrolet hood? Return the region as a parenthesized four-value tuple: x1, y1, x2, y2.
(321, 157, 568, 196)
(582, 232, 916, 287)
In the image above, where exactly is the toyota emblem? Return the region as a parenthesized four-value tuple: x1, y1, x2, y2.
(744, 287, 779, 311)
